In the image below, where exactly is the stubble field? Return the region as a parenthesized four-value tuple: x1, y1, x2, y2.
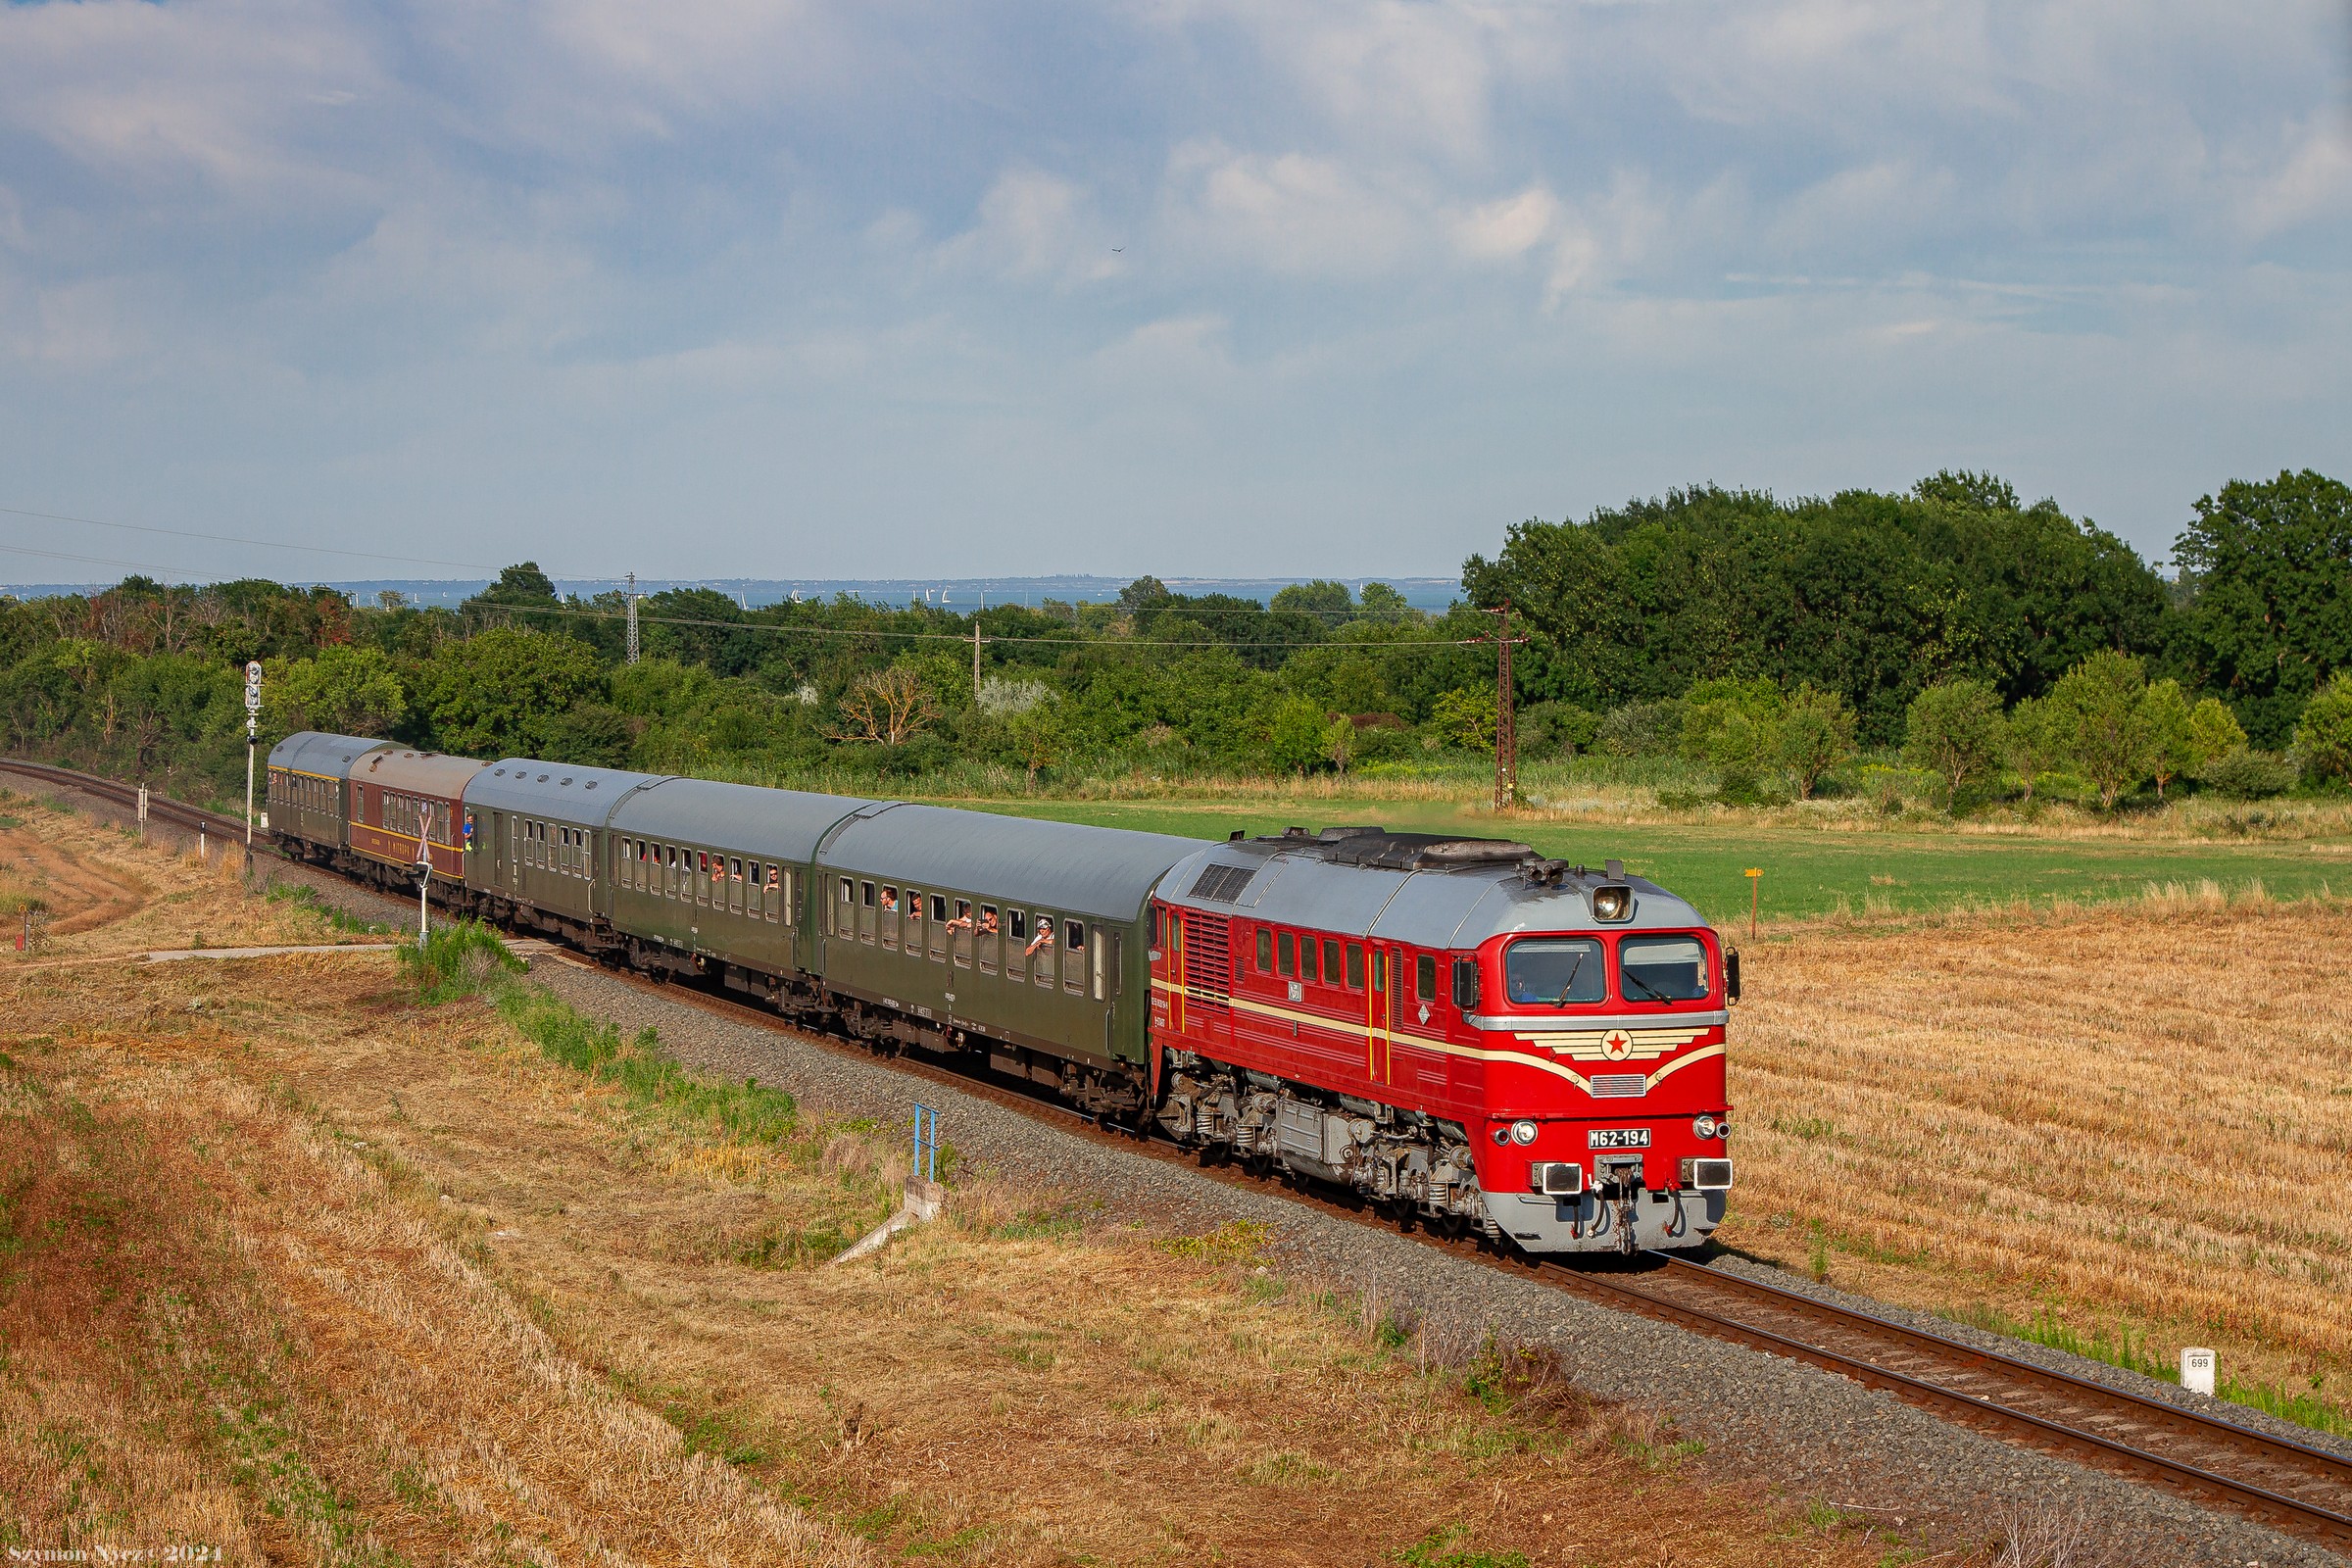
(1723, 887, 2352, 1430)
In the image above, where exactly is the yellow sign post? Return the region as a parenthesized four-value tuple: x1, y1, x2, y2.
(1743, 867, 1762, 939)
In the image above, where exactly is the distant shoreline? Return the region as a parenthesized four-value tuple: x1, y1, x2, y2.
(0, 572, 1465, 612)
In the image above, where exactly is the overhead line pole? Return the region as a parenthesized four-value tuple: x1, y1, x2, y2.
(1478, 601, 1526, 813)
(625, 571, 639, 664)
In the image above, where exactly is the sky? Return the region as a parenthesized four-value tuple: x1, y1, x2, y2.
(1, 0, 2347, 586)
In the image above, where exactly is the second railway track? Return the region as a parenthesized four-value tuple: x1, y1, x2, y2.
(8, 757, 2350, 1555)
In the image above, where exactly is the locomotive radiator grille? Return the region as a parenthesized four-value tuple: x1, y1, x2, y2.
(1179, 909, 1231, 1010)
(1589, 1073, 1647, 1098)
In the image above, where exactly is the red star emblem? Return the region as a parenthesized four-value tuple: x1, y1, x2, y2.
(1601, 1029, 1633, 1060)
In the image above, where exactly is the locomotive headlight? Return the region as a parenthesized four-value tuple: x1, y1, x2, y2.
(1590, 884, 1634, 922)
(1692, 1114, 1719, 1140)
(1510, 1119, 1539, 1147)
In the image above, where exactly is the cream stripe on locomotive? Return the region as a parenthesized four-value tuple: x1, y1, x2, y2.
(1151, 978, 1723, 1099)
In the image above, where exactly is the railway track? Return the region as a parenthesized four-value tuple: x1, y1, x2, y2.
(8, 756, 2350, 1553)
(0, 758, 268, 846)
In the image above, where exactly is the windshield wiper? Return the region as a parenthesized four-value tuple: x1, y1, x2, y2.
(1622, 969, 1673, 1004)
(1553, 952, 1587, 1006)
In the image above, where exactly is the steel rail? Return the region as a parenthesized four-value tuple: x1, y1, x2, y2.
(7, 755, 2350, 1550)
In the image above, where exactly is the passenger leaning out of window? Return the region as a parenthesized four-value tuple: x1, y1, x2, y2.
(1026, 917, 1054, 956)
(879, 888, 898, 912)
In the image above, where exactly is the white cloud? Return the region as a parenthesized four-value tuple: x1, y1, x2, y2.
(1159, 140, 1424, 277)
(1452, 185, 1559, 262)
(939, 168, 1122, 285)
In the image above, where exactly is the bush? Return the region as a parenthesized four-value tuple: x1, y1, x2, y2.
(1595, 701, 1682, 759)
(1777, 685, 1857, 800)
(397, 920, 525, 1004)
(1427, 687, 1498, 753)
(2049, 649, 2153, 809)
(1679, 678, 1784, 800)
(2195, 748, 2298, 800)
(1903, 678, 2006, 800)
(2295, 672, 2352, 785)
(1518, 701, 1601, 759)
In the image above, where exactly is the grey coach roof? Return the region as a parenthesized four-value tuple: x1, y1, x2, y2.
(820, 804, 1200, 921)
(608, 776, 881, 864)
(465, 759, 673, 825)
(268, 731, 395, 777)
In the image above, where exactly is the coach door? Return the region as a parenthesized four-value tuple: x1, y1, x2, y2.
(1365, 947, 1396, 1087)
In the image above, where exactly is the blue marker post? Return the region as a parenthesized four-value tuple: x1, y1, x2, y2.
(911, 1103, 940, 1186)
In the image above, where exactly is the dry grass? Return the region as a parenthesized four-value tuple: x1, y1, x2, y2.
(1724, 896, 2352, 1423)
(0, 809, 1902, 1565)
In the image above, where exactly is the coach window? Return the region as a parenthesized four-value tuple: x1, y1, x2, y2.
(928, 894, 949, 960)
(1256, 928, 1273, 972)
(1277, 931, 1296, 978)
(1346, 943, 1364, 990)
(767, 865, 783, 923)
(728, 858, 745, 915)
(1416, 953, 1437, 1003)
(1092, 928, 1108, 1001)
(951, 901, 973, 968)
(1033, 916, 1055, 986)
(1063, 919, 1086, 994)
(1008, 908, 1027, 944)
(837, 877, 854, 936)
(978, 906, 999, 973)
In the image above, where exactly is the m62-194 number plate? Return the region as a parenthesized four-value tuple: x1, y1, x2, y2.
(1587, 1127, 1652, 1150)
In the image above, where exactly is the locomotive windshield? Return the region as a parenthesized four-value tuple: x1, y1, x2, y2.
(1504, 937, 1605, 1005)
(1619, 934, 1711, 1002)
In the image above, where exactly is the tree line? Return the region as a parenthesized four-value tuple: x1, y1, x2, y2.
(0, 466, 2342, 809)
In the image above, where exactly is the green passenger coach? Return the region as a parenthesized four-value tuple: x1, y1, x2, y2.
(809, 806, 1197, 1115)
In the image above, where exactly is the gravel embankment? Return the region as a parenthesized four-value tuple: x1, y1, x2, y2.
(19, 776, 2334, 1565)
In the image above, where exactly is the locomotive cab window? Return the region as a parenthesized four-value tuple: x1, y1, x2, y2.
(1505, 937, 1605, 1006)
(1451, 957, 1480, 1010)
(1618, 934, 1711, 1002)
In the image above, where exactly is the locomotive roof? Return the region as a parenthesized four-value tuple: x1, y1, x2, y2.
(818, 804, 1200, 923)
(1156, 826, 1711, 949)
(267, 731, 396, 777)
(607, 776, 881, 863)
(352, 748, 491, 800)
(465, 759, 674, 823)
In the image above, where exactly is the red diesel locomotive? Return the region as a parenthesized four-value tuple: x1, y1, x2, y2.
(1148, 827, 1736, 1253)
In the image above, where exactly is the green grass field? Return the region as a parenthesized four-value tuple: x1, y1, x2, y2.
(926, 796, 2352, 926)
